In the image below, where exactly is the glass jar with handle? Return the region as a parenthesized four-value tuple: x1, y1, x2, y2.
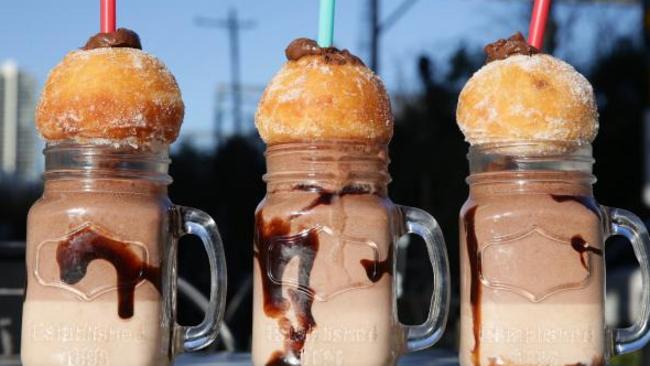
(21, 143, 227, 366)
(252, 141, 450, 366)
(459, 141, 650, 366)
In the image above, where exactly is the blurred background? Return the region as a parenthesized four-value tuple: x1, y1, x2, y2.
(0, 0, 648, 364)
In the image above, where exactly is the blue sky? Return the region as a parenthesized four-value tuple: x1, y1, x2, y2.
(0, 0, 641, 144)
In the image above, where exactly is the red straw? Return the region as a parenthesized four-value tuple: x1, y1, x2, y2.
(528, 0, 551, 49)
(100, 0, 116, 33)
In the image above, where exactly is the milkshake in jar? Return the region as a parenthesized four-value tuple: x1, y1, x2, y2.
(21, 29, 227, 366)
(251, 39, 451, 366)
(456, 33, 650, 366)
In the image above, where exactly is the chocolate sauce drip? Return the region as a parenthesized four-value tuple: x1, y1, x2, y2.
(293, 184, 326, 193)
(296, 183, 392, 283)
(570, 235, 603, 270)
(361, 244, 394, 283)
(266, 351, 292, 366)
(255, 212, 319, 366)
(484, 32, 540, 64)
(464, 205, 482, 366)
(291, 183, 374, 218)
(340, 184, 373, 196)
(83, 28, 142, 50)
(56, 226, 161, 319)
(285, 38, 364, 65)
(294, 184, 335, 213)
(293, 183, 373, 197)
(256, 183, 382, 364)
(551, 195, 601, 218)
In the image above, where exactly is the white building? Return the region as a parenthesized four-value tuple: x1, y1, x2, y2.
(0, 60, 39, 182)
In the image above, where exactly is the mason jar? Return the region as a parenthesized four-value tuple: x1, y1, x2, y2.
(21, 143, 227, 366)
(459, 141, 650, 366)
(252, 141, 450, 366)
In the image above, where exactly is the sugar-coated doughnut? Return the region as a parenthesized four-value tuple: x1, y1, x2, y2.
(256, 38, 393, 145)
(36, 33, 184, 148)
(457, 53, 598, 146)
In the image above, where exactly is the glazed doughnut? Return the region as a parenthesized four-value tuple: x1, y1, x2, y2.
(36, 29, 184, 148)
(256, 38, 393, 145)
(457, 34, 598, 146)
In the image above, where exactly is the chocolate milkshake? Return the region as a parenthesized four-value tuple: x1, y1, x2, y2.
(21, 29, 227, 366)
(459, 149, 605, 366)
(252, 39, 450, 366)
(22, 168, 171, 366)
(456, 34, 650, 365)
(252, 143, 401, 366)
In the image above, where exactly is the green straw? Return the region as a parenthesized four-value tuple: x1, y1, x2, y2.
(318, 0, 336, 47)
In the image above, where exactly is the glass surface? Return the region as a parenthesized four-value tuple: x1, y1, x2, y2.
(459, 142, 650, 366)
(20, 144, 226, 366)
(251, 142, 449, 366)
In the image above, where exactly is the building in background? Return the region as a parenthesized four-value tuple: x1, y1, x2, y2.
(0, 60, 39, 182)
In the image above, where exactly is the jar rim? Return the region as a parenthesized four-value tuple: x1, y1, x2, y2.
(44, 141, 171, 162)
(468, 140, 593, 159)
(265, 140, 387, 155)
(263, 140, 391, 189)
(467, 140, 595, 176)
(43, 142, 172, 184)
(466, 170, 597, 186)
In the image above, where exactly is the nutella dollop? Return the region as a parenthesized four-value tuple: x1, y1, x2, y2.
(83, 28, 142, 50)
(484, 32, 540, 63)
(285, 38, 364, 65)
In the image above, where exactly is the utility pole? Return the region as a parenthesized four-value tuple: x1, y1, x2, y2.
(196, 9, 255, 138)
(643, 0, 650, 209)
(368, 0, 420, 74)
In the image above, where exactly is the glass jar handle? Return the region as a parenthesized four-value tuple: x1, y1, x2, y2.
(397, 205, 450, 353)
(605, 207, 650, 355)
(174, 205, 228, 353)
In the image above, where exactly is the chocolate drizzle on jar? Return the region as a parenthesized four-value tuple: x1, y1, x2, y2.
(571, 235, 603, 271)
(464, 205, 482, 366)
(255, 212, 319, 366)
(551, 194, 604, 269)
(255, 183, 388, 365)
(56, 226, 161, 319)
(289, 183, 380, 220)
(551, 194, 601, 218)
(484, 32, 540, 64)
(361, 244, 394, 283)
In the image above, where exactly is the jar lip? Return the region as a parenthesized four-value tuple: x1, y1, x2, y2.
(43, 141, 172, 184)
(44, 141, 171, 164)
(265, 140, 387, 155)
(263, 140, 391, 187)
(468, 140, 593, 159)
(466, 170, 597, 185)
(467, 140, 595, 175)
